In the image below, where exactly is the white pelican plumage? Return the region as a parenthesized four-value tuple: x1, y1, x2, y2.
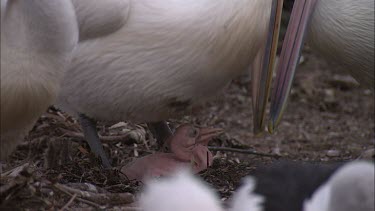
(0, 0, 78, 159)
(56, 0, 283, 173)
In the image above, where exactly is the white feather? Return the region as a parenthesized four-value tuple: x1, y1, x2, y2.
(229, 176, 264, 211)
(140, 169, 223, 211)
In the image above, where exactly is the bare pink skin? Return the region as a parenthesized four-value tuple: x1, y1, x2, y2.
(121, 124, 223, 181)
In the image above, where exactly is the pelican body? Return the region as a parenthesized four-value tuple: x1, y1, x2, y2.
(55, 0, 283, 168)
(58, 0, 272, 123)
(308, 0, 374, 88)
(0, 0, 78, 159)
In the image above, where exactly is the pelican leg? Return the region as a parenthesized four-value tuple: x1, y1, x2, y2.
(78, 114, 112, 168)
(147, 121, 173, 149)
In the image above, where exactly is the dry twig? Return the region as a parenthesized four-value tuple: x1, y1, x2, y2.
(59, 193, 77, 211)
(1, 162, 30, 178)
(208, 146, 281, 158)
(54, 183, 134, 206)
(53, 184, 103, 209)
(59, 128, 135, 144)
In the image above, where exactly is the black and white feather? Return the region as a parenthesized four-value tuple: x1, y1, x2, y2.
(139, 161, 374, 211)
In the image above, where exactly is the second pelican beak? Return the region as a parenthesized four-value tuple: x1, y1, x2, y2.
(252, 0, 284, 135)
(268, 0, 318, 133)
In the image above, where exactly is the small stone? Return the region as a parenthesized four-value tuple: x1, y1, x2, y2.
(363, 89, 372, 95)
(326, 149, 340, 157)
(329, 74, 359, 89)
(234, 158, 240, 164)
(324, 89, 336, 103)
(298, 55, 306, 65)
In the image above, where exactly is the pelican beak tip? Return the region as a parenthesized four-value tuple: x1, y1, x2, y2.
(251, 0, 284, 135)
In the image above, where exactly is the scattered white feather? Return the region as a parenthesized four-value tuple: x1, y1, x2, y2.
(229, 176, 264, 211)
(140, 169, 223, 211)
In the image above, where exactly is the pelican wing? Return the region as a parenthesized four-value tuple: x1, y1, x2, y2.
(71, 0, 130, 41)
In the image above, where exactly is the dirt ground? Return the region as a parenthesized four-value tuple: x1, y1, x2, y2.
(1, 47, 373, 210)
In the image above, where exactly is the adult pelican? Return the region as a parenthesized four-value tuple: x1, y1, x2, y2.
(56, 0, 284, 176)
(0, 0, 78, 159)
